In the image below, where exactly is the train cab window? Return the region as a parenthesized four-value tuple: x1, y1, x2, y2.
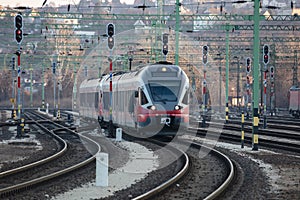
(149, 81, 180, 102)
(140, 90, 149, 105)
(182, 91, 188, 105)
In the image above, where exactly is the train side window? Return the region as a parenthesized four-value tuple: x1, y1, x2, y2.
(95, 93, 99, 108)
(141, 90, 148, 105)
(128, 91, 134, 113)
(120, 91, 124, 112)
(88, 93, 93, 106)
(103, 92, 109, 110)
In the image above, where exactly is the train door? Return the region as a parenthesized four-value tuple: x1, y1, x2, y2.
(135, 87, 149, 130)
(133, 88, 139, 128)
(98, 90, 104, 124)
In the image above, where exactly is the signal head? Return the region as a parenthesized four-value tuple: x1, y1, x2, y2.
(246, 58, 251, 74)
(202, 55, 208, 65)
(263, 44, 270, 64)
(202, 45, 208, 65)
(246, 66, 251, 74)
(107, 36, 114, 50)
(107, 23, 114, 37)
(246, 57, 251, 66)
(162, 44, 168, 56)
(263, 44, 269, 55)
(162, 33, 168, 44)
(270, 66, 274, 79)
(263, 55, 269, 64)
(14, 14, 23, 29)
(15, 29, 23, 44)
(52, 62, 56, 74)
(202, 45, 208, 55)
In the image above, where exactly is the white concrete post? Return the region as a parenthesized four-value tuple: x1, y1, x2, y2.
(116, 128, 122, 141)
(96, 152, 109, 187)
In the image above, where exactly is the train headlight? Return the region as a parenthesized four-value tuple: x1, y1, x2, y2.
(174, 105, 182, 110)
(161, 67, 167, 72)
(147, 105, 156, 110)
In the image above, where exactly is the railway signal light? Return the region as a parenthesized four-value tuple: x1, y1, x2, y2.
(246, 57, 251, 74)
(162, 44, 168, 56)
(162, 33, 168, 44)
(52, 62, 56, 74)
(11, 57, 15, 70)
(14, 14, 23, 29)
(15, 29, 23, 43)
(263, 54, 269, 65)
(14, 14, 23, 44)
(270, 66, 274, 79)
(107, 23, 115, 50)
(107, 23, 114, 37)
(162, 33, 168, 56)
(202, 45, 208, 65)
(84, 66, 88, 77)
(107, 37, 114, 50)
(263, 44, 269, 65)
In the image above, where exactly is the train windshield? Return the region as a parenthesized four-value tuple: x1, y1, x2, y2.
(148, 81, 180, 102)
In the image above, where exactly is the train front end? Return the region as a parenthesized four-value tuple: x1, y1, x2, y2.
(137, 63, 189, 136)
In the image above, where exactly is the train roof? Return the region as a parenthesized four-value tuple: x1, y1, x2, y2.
(290, 85, 300, 91)
(79, 78, 101, 91)
(99, 62, 186, 85)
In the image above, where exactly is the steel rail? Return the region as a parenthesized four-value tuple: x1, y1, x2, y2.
(0, 113, 101, 196)
(133, 147, 189, 200)
(201, 144, 235, 200)
(0, 117, 68, 179)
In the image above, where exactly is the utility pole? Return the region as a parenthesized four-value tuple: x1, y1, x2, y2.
(107, 23, 115, 137)
(30, 67, 33, 107)
(202, 45, 208, 127)
(175, 0, 180, 65)
(14, 13, 24, 138)
(262, 44, 270, 129)
(246, 57, 252, 120)
(52, 62, 57, 118)
(42, 64, 45, 109)
(225, 24, 230, 123)
(236, 56, 240, 112)
(252, 0, 260, 150)
(11, 57, 16, 119)
(293, 50, 298, 86)
(72, 65, 77, 110)
(219, 66, 222, 113)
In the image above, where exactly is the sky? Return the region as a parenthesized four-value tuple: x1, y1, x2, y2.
(0, 0, 135, 8)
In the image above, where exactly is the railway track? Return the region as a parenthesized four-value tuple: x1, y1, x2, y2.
(0, 111, 101, 198)
(189, 119, 300, 153)
(147, 139, 235, 200)
(0, 111, 239, 199)
(109, 129, 235, 200)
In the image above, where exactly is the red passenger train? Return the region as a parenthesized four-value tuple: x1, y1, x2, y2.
(79, 61, 190, 137)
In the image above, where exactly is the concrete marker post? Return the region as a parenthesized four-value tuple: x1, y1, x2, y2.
(116, 128, 122, 141)
(96, 152, 109, 187)
(241, 111, 245, 148)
